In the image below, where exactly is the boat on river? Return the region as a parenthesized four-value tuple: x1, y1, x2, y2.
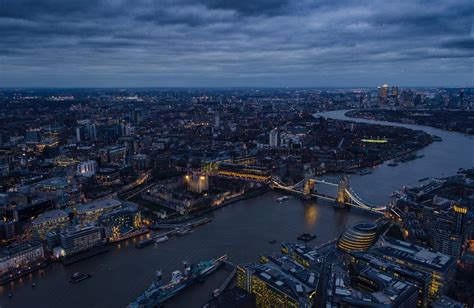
(128, 255, 227, 307)
(136, 238, 155, 248)
(276, 196, 290, 202)
(155, 235, 169, 243)
(176, 226, 193, 237)
(69, 272, 92, 283)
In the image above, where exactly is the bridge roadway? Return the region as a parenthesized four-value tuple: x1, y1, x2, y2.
(271, 180, 386, 214)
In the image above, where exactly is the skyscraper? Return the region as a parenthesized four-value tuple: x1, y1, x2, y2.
(25, 129, 41, 144)
(269, 128, 278, 148)
(391, 86, 399, 97)
(214, 111, 220, 129)
(378, 84, 389, 98)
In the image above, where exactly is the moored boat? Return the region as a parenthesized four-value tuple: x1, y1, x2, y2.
(176, 226, 193, 237)
(155, 235, 169, 243)
(128, 255, 227, 307)
(136, 238, 155, 248)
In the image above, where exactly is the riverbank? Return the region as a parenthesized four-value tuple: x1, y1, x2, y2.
(345, 109, 474, 135)
(154, 186, 270, 224)
(0, 260, 51, 285)
(316, 109, 474, 205)
(0, 190, 377, 308)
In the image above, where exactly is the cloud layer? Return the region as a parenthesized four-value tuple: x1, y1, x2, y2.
(0, 0, 473, 87)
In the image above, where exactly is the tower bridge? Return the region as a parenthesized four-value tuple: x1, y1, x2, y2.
(271, 175, 386, 214)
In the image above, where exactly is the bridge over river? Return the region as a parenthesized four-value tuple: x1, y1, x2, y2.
(271, 175, 387, 213)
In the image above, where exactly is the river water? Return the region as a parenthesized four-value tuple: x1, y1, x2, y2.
(1, 110, 472, 308)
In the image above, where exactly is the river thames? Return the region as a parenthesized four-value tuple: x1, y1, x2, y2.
(1, 110, 473, 308)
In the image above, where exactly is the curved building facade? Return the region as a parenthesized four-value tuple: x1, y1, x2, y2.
(337, 222, 378, 252)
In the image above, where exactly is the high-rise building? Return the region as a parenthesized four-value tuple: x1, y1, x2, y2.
(378, 84, 389, 98)
(391, 86, 399, 97)
(77, 123, 98, 143)
(414, 93, 422, 106)
(269, 128, 278, 148)
(214, 111, 220, 129)
(85, 123, 97, 141)
(76, 160, 97, 177)
(423, 204, 468, 258)
(75, 127, 83, 143)
(25, 129, 41, 144)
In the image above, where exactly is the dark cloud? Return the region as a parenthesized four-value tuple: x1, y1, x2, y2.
(442, 38, 474, 50)
(0, 0, 472, 87)
(202, 0, 290, 16)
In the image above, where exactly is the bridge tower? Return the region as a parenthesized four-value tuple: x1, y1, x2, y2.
(303, 178, 316, 199)
(335, 176, 350, 207)
(303, 166, 316, 199)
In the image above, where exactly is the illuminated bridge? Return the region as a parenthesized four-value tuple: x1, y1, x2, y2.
(271, 176, 386, 214)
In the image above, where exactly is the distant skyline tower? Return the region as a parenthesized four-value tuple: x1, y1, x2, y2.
(269, 128, 278, 148)
(214, 111, 220, 129)
(25, 129, 41, 144)
(391, 86, 398, 97)
(378, 84, 389, 98)
(76, 127, 83, 143)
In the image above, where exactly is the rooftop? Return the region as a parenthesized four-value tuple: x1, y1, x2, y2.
(32, 209, 68, 225)
(75, 198, 122, 214)
(374, 237, 455, 272)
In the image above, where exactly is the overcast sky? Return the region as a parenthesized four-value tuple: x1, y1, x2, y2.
(0, 0, 473, 87)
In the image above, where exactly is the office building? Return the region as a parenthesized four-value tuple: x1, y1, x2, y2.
(32, 209, 70, 240)
(25, 129, 41, 144)
(59, 225, 104, 256)
(96, 167, 121, 186)
(281, 242, 323, 270)
(98, 205, 142, 241)
(350, 251, 430, 307)
(132, 154, 149, 171)
(77, 160, 97, 177)
(269, 128, 279, 148)
(214, 111, 220, 129)
(337, 222, 378, 252)
(372, 237, 456, 299)
(326, 262, 418, 307)
(431, 295, 466, 308)
(378, 84, 389, 99)
(100, 145, 127, 165)
(391, 86, 399, 97)
(75, 198, 122, 223)
(76, 124, 97, 143)
(0, 241, 44, 275)
(237, 253, 319, 308)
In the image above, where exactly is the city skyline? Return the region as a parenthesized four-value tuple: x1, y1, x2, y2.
(0, 87, 472, 307)
(1, 0, 473, 87)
